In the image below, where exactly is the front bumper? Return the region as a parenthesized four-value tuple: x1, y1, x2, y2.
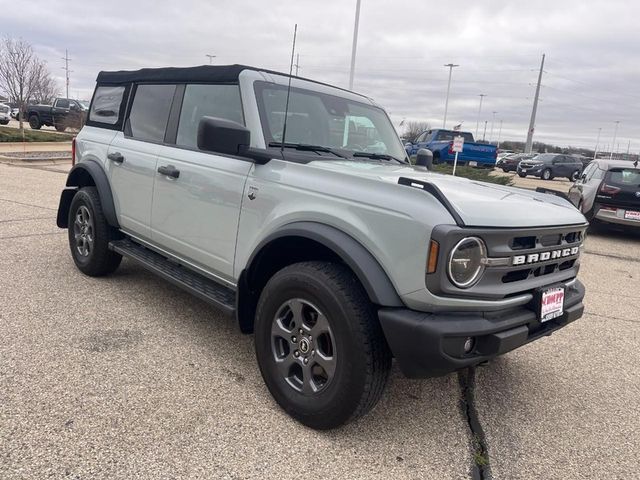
(517, 165, 543, 176)
(378, 279, 585, 378)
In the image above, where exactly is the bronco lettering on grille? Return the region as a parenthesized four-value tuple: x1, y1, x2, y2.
(512, 246, 580, 266)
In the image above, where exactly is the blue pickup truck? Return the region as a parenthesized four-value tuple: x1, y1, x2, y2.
(405, 129, 497, 167)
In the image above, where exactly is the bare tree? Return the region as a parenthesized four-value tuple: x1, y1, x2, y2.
(31, 63, 59, 105)
(401, 120, 431, 142)
(0, 37, 57, 131)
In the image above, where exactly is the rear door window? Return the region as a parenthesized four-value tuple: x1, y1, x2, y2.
(176, 84, 244, 149)
(127, 84, 176, 143)
(89, 86, 126, 125)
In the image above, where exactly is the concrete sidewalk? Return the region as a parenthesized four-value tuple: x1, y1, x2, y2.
(0, 141, 72, 153)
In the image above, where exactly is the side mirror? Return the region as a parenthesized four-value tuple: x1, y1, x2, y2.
(198, 116, 250, 156)
(415, 148, 433, 170)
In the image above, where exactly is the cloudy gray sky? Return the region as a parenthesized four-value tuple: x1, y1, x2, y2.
(4, 0, 638, 150)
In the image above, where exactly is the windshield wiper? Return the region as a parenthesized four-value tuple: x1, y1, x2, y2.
(268, 142, 347, 158)
(352, 151, 405, 163)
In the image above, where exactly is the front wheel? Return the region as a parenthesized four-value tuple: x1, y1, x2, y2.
(254, 261, 391, 430)
(28, 115, 41, 130)
(541, 168, 553, 180)
(518, 172, 526, 178)
(570, 170, 580, 181)
(68, 187, 122, 276)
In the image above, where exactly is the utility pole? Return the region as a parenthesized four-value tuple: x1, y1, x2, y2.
(205, 54, 216, 64)
(489, 111, 497, 142)
(443, 63, 459, 128)
(294, 53, 300, 76)
(610, 120, 620, 160)
(475, 94, 486, 139)
(626, 140, 631, 159)
(497, 119, 503, 149)
(482, 120, 488, 142)
(525, 53, 545, 153)
(593, 127, 602, 160)
(348, 0, 362, 90)
(61, 49, 72, 99)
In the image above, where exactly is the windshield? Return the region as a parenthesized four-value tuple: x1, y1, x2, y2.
(254, 81, 406, 160)
(434, 130, 474, 143)
(531, 154, 556, 162)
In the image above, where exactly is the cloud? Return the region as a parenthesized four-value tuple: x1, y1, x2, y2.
(4, 0, 638, 149)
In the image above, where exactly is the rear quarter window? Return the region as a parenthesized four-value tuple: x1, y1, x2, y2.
(89, 86, 126, 125)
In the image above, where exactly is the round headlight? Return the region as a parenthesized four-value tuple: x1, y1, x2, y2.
(447, 237, 487, 288)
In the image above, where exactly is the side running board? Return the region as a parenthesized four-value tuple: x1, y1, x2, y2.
(109, 238, 236, 316)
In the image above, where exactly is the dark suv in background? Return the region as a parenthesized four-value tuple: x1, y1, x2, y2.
(497, 153, 535, 172)
(518, 153, 583, 181)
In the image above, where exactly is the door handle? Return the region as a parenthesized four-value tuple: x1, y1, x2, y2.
(107, 152, 124, 164)
(157, 165, 180, 179)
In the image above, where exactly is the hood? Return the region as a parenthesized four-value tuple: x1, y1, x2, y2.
(309, 161, 586, 228)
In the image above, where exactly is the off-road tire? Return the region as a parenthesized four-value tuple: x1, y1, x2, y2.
(541, 168, 553, 180)
(254, 261, 391, 430)
(28, 115, 41, 130)
(67, 187, 122, 276)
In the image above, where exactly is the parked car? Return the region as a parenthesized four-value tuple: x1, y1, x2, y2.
(405, 129, 498, 167)
(496, 153, 535, 172)
(56, 64, 586, 429)
(568, 159, 640, 228)
(0, 103, 11, 125)
(496, 149, 514, 160)
(517, 153, 583, 181)
(26, 97, 87, 131)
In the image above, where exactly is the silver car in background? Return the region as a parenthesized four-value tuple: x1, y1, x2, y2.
(568, 159, 640, 228)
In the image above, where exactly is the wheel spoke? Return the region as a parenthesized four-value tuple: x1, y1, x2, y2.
(274, 354, 296, 378)
(310, 312, 331, 337)
(271, 317, 292, 340)
(300, 364, 315, 394)
(315, 351, 336, 378)
(287, 299, 304, 324)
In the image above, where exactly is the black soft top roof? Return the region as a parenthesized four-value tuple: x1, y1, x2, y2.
(96, 64, 263, 84)
(95, 64, 364, 99)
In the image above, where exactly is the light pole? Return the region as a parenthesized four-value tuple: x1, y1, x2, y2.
(205, 54, 216, 64)
(443, 63, 459, 128)
(348, 0, 362, 90)
(475, 94, 486, 139)
(482, 120, 488, 142)
(489, 111, 497, 143)
(593, 127, 601, 160)
(497, 119, 503, 149)
(610, 121, 620, 160)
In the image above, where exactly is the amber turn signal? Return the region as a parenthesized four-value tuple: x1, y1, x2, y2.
(427, 239, 439, 274)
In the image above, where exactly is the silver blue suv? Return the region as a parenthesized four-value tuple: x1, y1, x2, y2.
(56, 64, 587, 429)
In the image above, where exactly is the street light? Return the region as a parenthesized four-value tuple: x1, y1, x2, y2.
(205, 54, 216, 64)
(610, 121, 620, 160)
(443, 63, 459, 128)
(593, 127, 602, 160)
(475, 94, 486, 139)
(489, 111, 497, 143)
(348, 0, 362, 90)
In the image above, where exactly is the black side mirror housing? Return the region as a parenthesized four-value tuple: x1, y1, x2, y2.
(415, 148, 434, 170)
(197, 116, 251, 156)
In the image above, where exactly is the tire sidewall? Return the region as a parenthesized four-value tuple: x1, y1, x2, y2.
(542, 169, 551, 180)
(29, 115, 40, 129)
(255, 266, 369, 423)
(68, 190, 97, 268)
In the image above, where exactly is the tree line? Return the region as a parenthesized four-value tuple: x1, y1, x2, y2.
(0, 37, 59, 131)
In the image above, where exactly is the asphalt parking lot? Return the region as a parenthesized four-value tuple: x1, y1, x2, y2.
(1, 162, 638, 479)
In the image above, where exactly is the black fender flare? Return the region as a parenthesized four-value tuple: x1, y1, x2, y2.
(245, 222, 403, 307)
(56, 160, 119, 228)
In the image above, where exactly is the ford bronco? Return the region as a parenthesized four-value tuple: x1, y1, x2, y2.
(56, 65, 587, 429)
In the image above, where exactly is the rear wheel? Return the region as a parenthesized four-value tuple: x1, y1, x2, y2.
(254, 261, 391, 430)
(541, 168, 553, 180)
(67, 187, 122, 276)
(55, 123, 66, 132)
(28, 115, 41, 130)
(518, 172, 526, 178)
